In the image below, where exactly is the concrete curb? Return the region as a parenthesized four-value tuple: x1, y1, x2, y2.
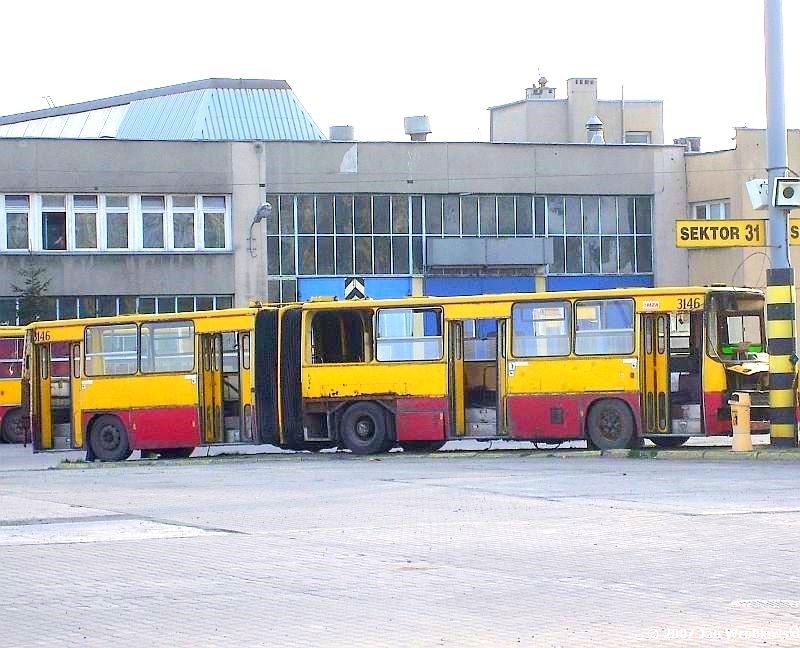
(53, 446, 800, 470)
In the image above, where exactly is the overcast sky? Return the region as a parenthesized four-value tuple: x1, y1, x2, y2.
(1, 0, 797, 151)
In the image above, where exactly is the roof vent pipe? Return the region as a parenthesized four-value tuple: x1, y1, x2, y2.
(329, 125, 354, 141)
(586, 115, 605, 144)
(404, 115, 431, 142)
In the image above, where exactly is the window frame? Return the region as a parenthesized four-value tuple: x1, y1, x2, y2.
(83, 323, 139, 377)
(511, 300, 572, 359)
(624, 131, 652, 144)
(691, 199, 730, 221)
(573, 298, 636, 357)
(374, 306, 444, 363)
(1, 194, 31, 252)
(139, 320, 196, 375)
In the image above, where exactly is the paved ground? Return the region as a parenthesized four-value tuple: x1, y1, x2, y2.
(1, 443, 799, 647)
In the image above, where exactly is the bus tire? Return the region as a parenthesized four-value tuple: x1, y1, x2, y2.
(89, 415, 133, 462)
(586, 399, 635, 450)
(1, 408, 26, 444)
(158, 447, 195, 459)
(339, 402, 392, 455)
(399, 440, 446, 453)
(650, 436, 689, 449)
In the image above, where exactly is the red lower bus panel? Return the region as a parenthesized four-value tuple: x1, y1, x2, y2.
(703, 392, 732, 436)
(82, 407, 200, 450)
(508, 392, 640, 440)
(396, 397, 447, 442)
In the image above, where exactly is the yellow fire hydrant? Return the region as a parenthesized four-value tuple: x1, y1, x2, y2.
(729, 392, 753, 452)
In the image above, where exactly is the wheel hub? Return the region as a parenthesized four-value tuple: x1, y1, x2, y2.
(355, 418, 375, 441)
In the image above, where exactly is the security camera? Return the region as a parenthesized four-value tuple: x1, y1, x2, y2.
(746, 178, 769, 210)
(774, 177, 800, 208)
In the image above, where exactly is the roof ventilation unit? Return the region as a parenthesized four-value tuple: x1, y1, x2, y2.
(404, 115, 431, 142)
(329, 125, 355, 141)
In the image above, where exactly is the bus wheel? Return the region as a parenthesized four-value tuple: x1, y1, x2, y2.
(1, 409, 26, 444)
(158, 448, 195, 459)
(586, 399, 634, 450)
(340, 402, 391, 455)
(400, 440, 446, 453)
(89, 415, 132, 462)
(650, 436, 689, 449)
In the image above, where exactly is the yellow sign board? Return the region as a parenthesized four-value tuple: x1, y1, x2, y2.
(789, 218, 800, 244)
(675, 219, 766, 248)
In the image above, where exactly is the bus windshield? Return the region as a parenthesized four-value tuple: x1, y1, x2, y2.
(707, 293, 765, 362)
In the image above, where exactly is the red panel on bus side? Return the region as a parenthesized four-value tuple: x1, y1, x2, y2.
(703, 392, 732, 436)
(83, 407, 200, 450)
(508, 392, 640, 440)
(396, 397, 447, 441)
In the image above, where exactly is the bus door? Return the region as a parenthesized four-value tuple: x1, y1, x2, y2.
(448, 321, 466, 436)
(199, 333, 224, 444)
(32, 341, 74, 449)
(69, 342, 83, 448)
(641, 314, 669, 434)
(496, 319, 509, 436)
(32, 343, 52, 449)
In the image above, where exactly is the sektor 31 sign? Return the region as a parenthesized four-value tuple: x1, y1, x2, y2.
(675, 219, 766, 248)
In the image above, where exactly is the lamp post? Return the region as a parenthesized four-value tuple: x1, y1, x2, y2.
(248, 202, 272, 258)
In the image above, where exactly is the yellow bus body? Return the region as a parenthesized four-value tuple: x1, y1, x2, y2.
(0, 326, 25, 442)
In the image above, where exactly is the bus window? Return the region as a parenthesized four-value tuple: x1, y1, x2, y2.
(376, 308, 442, 362)
(0, 337, 23, 379)
(140, 321, 194, 374)
(84, 324, 138, 376)
(574, 299, 634, 356)
(512, 301, 570, 357)
(724, 314, 763, 355)
(309, 310, 371, 364)
(463, 320, 497, 361)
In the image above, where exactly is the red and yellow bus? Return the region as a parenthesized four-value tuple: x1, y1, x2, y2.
(26, 286, 769, 459)
(0, 326, 26, 443)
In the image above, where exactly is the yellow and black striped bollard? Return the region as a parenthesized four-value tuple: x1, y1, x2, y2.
(766, 267, 798, 447)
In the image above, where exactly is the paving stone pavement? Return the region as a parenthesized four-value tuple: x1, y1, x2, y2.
(1, 447, 799, 647)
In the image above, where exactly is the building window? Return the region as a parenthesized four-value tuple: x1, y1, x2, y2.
(624, 131, 651, 144)
(141, 195, 165, 249)
(105, 195, 129, 249)
(202, 196, 226, 248)
(171, 195, 196, 249)
(41, 195, 67, 250)
(3, 195, 29, 250)
(692, 200, 730, 220)
(73, 195, 98, 249)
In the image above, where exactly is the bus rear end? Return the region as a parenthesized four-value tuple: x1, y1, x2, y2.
(0, 327, 26, 443)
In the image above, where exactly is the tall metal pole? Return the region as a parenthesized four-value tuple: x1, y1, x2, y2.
(764, 0, 797, 446)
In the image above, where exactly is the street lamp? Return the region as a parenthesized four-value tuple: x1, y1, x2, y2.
(248, 202, 273, 258)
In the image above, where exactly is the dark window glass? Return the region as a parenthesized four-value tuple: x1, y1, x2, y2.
(119, 296, 136, 315)
(565, 196, 582, 234)
(460, 196, 478, 235)
(444, 195, 460, 234)
(635, 196, 652, 234)
(335, 236, 354, 274)
(279, 196, 294, 235)
(298, 195, 315, 234)
(266, 236, 280, 275)
(75, 212, 97, 249)
(177, 297, 195, 312)
(547, 196, 565, 234)
(298, 237, 316, 275)
(264, 195, 279, 235)
(619, 236, 635, 273)
(0, 299, 15, 325)
(267, 280, 281, 303)
(157, 297, 176, 314)
(173, 212, 195, 248)
(107, 212, 129, 248)
(43, 212, 67, 250)
(6, 212, 28, 249)
(618, 197, 635, 234)
(498, 196, 515, 235)
(479, 196, 497, 236)
(316, 194, 334, 234)
(98, 296, 117, 317)
(551, 236, 565, 273)
(355, 195, 371, 233)
(411, 196, 423, 233)
(584, 237, 601, 273)
(515, 196, 532, 235)
(600, 196, 617, 234)
(281, 280, 297, 303)
(79, 297, 97, 318)
(40, 298, 57, 321)
(601, 236, 619, 273)
(138, 297, 156, 314)
(196, 297, 213, 311)
(374, 236, 391, 274)
(280, 237, 295, 275)
(392, 195, 408, 234)
(636, 236, 653, 272)
(58, 297, 77, 320)
(534, 196, 546, 236)
(335, 195, 353, 234)
(317, 236, 334, 274)
(425, 195, 442, 235)
(412, 236, 423, 274)
(143, 212, 164, 249)
(566, 237, 583, 273)
(373, 195, 390, 233)
(583, 197, 600, 234)
(355, 237, 373, 274)
(215, 296, 233, 309)
(392, 236, 409, 274)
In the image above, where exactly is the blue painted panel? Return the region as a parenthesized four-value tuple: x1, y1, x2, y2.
(298, 277, 343, 301)
(364, 277, 411, 299)
(546, 275, 653, 292)
(424, 276, 535, 297)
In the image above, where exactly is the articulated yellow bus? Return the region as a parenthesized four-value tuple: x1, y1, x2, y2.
(26, 286, 769, 460)
(26, 308, 266, 461)
(0, 326, 26, 443)
(269, 286, 768, 453)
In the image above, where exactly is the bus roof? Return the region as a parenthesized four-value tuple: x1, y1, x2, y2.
(297, 285, 763, 311)
(24, 306, 266, 331)
(0, 326, 26, 336)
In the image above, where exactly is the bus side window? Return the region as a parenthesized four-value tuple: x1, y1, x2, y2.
(310, 310, 371, 364)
